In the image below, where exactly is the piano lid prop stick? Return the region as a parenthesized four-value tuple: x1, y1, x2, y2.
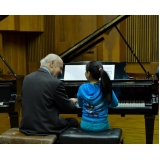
(0, 54, 18, 79)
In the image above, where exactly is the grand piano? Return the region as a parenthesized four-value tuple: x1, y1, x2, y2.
(0, 54, 24, 128)
(58, 15, 159, 144)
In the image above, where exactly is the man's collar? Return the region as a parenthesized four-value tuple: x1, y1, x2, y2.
(41, 67, 51, 75)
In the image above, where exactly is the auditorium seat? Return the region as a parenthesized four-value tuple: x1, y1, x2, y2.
(0, 128, 57, 144)
(59, 127, 123, 144)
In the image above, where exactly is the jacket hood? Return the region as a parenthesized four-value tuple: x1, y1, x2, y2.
(79, 83, 102, 103)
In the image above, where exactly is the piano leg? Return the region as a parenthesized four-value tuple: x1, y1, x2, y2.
(8, 112, 19, 128)
(144, 115, 155, 144)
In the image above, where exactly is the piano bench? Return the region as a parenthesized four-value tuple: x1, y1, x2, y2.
(0, 128, 57, 144)
(59, 127, 123, 144)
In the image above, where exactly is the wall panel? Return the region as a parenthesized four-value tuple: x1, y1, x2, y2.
(18, 15, 44, 32)
(102, 15, 121, 62)
(1, 33, 26, 75)
(0, 15, 159, 75)
(55, 15, 98, 61)
(0, 16, 19, 31)
(0, 15, 44, 32)
(27, 16, 55, 61)
(126, 15, 159, 63)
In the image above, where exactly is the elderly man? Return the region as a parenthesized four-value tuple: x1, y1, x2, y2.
(20, 53, 78, 136)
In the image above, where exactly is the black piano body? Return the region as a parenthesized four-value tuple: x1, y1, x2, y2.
(61, 62, 158, 144)
(58, 15, 159, 144)
(60, 61, 158, 115)
(0, 74, 24, 97)
(0, 62, 24, 128)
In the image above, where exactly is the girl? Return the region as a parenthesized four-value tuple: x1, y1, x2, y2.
(77, 61, 118, 131)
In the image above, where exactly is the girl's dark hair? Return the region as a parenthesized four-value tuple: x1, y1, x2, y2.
(86, 61, 112, 104)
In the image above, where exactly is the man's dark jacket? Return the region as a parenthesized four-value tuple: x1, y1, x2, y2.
(19, 68, 76, 135)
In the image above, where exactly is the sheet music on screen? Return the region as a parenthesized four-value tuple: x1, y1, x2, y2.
(64, 64, 115, 81)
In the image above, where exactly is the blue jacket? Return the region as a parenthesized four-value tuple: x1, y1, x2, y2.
(77, 82, 118, 122)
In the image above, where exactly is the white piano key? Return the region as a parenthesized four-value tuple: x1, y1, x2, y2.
(117, 103, 146, 107)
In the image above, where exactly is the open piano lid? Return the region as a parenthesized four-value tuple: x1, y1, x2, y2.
(0, 15, 8, 21)
(58, 15, 130, 80)
(59, 15, 130, 63)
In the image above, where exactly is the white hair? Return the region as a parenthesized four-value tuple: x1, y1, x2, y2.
(40, 53, 61, 67)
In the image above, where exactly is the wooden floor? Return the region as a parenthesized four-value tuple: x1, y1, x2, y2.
(0, 112, 159, 144)
(109, 114, 159, 144)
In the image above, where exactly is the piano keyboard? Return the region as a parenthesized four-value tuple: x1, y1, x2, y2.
(75, 102, 149, 108)
(117, 103, 145, 107)
(0, 101, 11, 106)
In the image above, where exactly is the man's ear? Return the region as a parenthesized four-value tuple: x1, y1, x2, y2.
(50, 60, 54, 68)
